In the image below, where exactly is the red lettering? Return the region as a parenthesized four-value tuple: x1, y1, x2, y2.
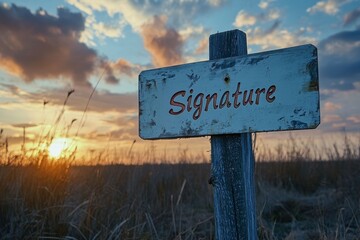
(187, 89, 193, 111)
(205, 93, 218, 111)
(219, 91, 231, 109)
(193, 93, 204, 120)
(169, 90, 186, 115)
(242, 89, 254, 106)
(168, 82, 277, 120)
(266, 85, 276, 103)
(255, 88, 265, 105)
(232, 82, 242, 108)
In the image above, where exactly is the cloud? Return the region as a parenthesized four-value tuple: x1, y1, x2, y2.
(83, 126, 138, 141)
(66, 0, 150, 31)
(322, 114, 342, 124)
(49, 89, 137, 113)
(319, 112, 358, 132)
(66, 0, 226, 67)
(318, 28, 360, 91)
(324, 102, 342, 112)
(67, 0, 226, 32)
(0, 4, 118, 87)
(108, 128, 138, 140)
(319, 85, 360, 133)
(112, 59, 142, 77)
(104, 114, 137, 128)
(92, 21, 124, 39)
(195, 37, 209, 55)
(233, 10, 257, 27)
(92, 60, 114, 84)
(246, 23, 316, 50)
(307, 0, 348, 15)
(102, 114, 139, 140)
(66, 0, 225, 66)
(2, 83, 137, 113)
(343, 7, 360, 26)
(0, 82, 30, 97)
(86, 15, 126, 39)
(177, 25, 210, 60)
(231, 8, 314, 51)
(233, 9, 280, 28)
(80, 113, 139, 141)
(79, 13, 126, 47)
(258, 1, 269, 9)
(231, 6, 316, 51)
(258, 0, 276, 10)
(141, 16, 184, 67)
(331, 122, 347, 129)
(347, 115, 360, 124)
(1, 82, 140, 144)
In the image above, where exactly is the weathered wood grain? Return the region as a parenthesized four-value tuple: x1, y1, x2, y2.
(138, 43, 319, 140)
(210, 30, 257, 240)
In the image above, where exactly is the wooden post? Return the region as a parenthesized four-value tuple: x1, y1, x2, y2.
(210, 30, 257, 239)
(139, 28, 319, 239)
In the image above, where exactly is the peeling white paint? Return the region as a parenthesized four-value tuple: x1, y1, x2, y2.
(139, 44, 320, 139)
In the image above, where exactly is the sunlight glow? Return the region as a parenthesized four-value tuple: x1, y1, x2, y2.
(48, 138, 71, 158)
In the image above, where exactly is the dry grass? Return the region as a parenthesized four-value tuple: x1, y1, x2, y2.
(0, 162, 214, 239)
(0, 137, 359, 239)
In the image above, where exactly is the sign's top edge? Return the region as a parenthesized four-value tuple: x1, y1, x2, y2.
(138, 44, 317, 77)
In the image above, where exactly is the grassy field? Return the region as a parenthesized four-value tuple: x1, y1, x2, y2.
(0, 141, 359, 240)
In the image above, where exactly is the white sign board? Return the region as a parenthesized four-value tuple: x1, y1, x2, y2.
(139, 44, 319, 139)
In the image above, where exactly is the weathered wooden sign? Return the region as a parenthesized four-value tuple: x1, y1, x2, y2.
(139, 44, 319, 139)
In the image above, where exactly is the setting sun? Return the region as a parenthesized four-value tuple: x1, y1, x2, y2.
(48, 138, 71, 158)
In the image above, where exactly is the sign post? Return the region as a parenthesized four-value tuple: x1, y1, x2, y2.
(138, 29, 319, 239)
(209, 30, 256, 239)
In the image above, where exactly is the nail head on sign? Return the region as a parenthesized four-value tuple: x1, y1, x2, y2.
(224, 74, 230, 83)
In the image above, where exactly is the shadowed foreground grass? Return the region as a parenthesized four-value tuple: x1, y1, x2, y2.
(0, 136, 359, 239)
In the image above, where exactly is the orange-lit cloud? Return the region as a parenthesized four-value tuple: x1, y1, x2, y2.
(0, 4, 118, 87)
(195, 37, 208, 55)
(65, 0, 224, 66)
(1, 83, 137, 113)
(141, 16, 184, 67)
(102, 113, 138, 140)
(81, 113, 138, 141)
(113, 59, 142, 77)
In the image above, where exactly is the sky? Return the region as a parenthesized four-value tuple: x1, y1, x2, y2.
(0, 0, 359, 163)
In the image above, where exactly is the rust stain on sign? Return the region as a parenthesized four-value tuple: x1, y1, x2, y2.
(306, 60, 319, 92)
(139, 44, 320, 140)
